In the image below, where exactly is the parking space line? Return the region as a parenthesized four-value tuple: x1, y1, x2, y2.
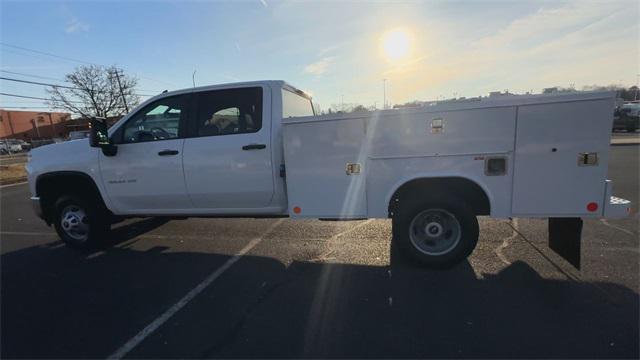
(495, 219, 518, 265)
(1, 231, 57, 236)
(598, 219, 636, 237)
(106, 219, 284, 360)
(0, 181, 28, 188)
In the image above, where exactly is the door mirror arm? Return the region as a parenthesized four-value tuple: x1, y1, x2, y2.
(89, 117, 118, 157)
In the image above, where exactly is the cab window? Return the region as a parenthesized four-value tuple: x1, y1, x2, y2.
(282, 88, 314, 118)
(192, 87, 262, 137)
(118, 94, 189, 144)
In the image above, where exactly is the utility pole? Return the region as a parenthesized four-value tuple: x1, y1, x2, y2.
(114, 69, 129, 113)
(383, 79, 387, 109)
(341, 94, 344, 112)
(40, 112, 55, 137)
(31, 118, 41, 139)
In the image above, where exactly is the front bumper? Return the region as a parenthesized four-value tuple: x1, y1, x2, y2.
(31, 196, 43, 219)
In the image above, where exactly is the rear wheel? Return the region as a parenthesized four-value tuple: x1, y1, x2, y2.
(392, 195, 479, 268)
(53, 195, 110, 249)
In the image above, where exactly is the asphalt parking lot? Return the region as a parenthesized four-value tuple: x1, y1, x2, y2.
(1, 146, 638, 359)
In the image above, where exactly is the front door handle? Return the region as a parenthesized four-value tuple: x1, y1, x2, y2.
(158, 149, 179, 156)
(242, 144, 266, 150)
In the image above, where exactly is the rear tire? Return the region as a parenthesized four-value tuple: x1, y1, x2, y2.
(53, 194, 110, 249)
(392, 194, 479, 268)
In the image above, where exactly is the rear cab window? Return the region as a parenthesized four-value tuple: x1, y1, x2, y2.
(190, 87, 263, 137)
(282, 88, 314, 118)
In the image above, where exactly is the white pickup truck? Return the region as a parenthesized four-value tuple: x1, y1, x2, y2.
(26, 80, 632, 268)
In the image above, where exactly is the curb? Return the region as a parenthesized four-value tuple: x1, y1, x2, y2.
(611, 142, 640, 146)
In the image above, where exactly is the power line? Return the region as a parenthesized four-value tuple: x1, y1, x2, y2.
(0, 69, 163, 93)
(0, 70, 65, 82)
(0, 42, 177, 87)
(0, 42, 96, 65)
(0, 76, 156, 96)
(0, 106, 55, 109)
(0, 76, 76, 90)
(0, 92, 83, 103)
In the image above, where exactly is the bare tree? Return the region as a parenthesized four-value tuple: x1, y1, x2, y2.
(47, 65, 140, 118)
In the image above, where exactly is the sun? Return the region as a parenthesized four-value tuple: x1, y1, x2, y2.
(381, 29, 413, 61)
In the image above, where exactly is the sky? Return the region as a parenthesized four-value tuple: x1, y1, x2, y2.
(0, 0, 638, 112)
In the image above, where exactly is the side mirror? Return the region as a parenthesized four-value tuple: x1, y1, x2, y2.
(89, 117, 117, 156)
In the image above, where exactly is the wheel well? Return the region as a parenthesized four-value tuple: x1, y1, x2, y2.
(36, 172, 108, 224)
(388, 177, 490, 217)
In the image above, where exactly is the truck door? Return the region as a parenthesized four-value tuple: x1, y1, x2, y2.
(181, 86, 274, 210)
(100, 93, 192, 213)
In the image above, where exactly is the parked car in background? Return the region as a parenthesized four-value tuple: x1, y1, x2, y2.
(68, 130, 91, 140)
(613, 102, 640, 132)
(0, 139, 27, 154)
(18, 139, 31, 151)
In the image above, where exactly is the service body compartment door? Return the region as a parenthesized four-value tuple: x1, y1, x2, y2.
(511, 98, 614, 216)
(282, 117, 367, 218)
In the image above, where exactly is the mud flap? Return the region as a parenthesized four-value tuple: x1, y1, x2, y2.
(548, 217, 583, 269)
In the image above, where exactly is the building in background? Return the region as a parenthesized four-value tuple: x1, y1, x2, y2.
(0, 110, 71, 140)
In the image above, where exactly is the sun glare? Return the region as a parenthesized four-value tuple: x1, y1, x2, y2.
(381, 29, 412, 61)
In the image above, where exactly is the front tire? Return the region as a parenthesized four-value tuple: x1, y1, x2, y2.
(53, 195, 110, 249)
(392, 195, 479, 268)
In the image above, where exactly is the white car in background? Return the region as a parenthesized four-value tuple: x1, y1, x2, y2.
(68, 131, 91, 140)
(0, 139, 27, 154)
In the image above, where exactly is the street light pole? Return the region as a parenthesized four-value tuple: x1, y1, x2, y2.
(383, 79, 387, 109)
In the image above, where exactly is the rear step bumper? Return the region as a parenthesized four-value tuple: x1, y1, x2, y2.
(603, 180, 632, 218)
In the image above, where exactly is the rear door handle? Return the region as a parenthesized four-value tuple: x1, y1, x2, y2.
(242, 144, 266, 150)
(158, 149, 179, 156)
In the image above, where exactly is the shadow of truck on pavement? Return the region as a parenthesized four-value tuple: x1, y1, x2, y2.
(1, 219, 638, 358)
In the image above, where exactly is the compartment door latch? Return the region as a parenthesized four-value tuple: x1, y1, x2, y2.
(346, 163, 361, 175)
(578, 152, 598, 166)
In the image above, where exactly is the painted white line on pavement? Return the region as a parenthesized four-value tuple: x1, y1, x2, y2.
(0, 181, 28, 189)
(107, 219, 285, 360)
(495, 218, 518, 265)
(1, 231, 57, 236)
(599, 219, 635, 237)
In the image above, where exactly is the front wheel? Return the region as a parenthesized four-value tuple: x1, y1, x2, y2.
(392, 195, 479, 268)
(53, 195, 110, 249)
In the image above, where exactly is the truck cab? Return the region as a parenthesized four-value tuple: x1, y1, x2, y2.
(27, 81, 313, 242)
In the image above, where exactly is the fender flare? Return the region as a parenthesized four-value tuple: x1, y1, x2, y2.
(385, 174, 495, 216)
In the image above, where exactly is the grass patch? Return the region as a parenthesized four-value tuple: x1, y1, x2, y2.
(0, 163, 27, 184)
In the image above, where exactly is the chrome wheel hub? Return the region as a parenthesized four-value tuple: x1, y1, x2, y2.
(409, 209, 461, 256)
(60, 205, 89, 242)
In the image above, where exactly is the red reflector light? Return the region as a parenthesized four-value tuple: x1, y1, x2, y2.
(587, 202, 598, 212)
(293, 206, 301, 214)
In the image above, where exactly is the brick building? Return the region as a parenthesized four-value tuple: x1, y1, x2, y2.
(0, 110, 71, 140)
